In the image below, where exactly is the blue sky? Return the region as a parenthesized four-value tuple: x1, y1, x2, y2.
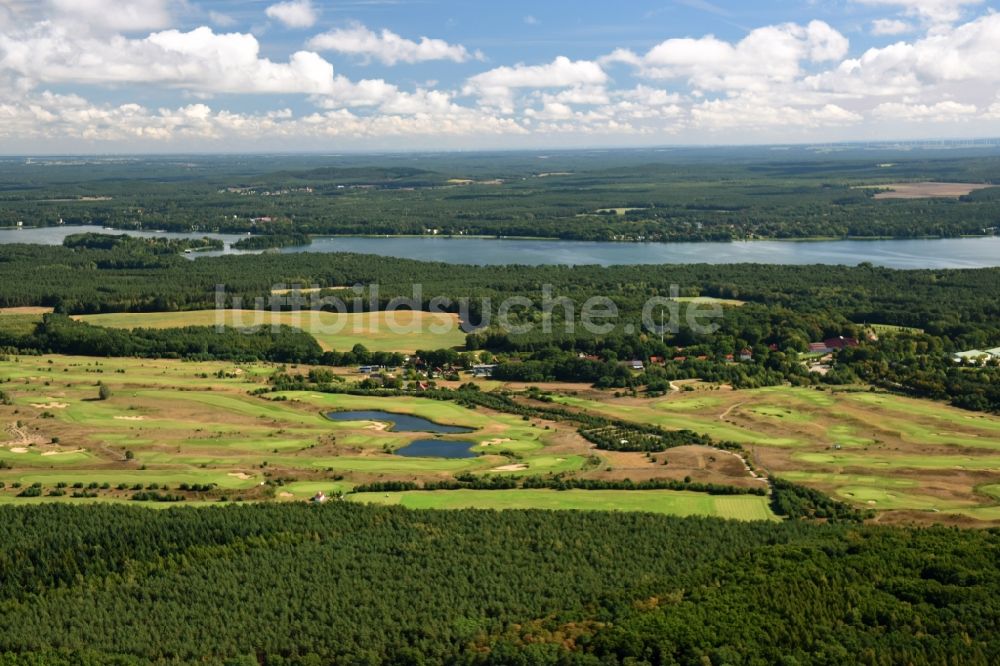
(0, 0, 998, 152)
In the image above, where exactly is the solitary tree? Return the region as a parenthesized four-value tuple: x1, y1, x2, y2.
(98, 383, 112, 401)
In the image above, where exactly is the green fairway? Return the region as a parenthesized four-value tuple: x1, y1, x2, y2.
(780, 471, 916, 488)
(551, 394, 803, 446)
(348, 489, 778, 520)
(793, 451, 1000, 470)
(75, 309, 466, 353)
(835, 486, 976, 511)
(0, 469, 261, 489)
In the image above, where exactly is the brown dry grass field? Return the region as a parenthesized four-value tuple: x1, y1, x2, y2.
(869, 182, 993, 199)
(0, 307, 53, 315)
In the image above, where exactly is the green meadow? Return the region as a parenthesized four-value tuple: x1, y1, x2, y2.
(348, 489, 778, 520)
(74, 309, 466, 353)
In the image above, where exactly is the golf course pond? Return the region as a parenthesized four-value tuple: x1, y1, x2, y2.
(395, 439, 479, 459)
(325, 410, 479, 459)
(325, 410, 475, 434)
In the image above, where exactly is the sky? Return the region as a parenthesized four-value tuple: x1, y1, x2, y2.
(0, 0, 999, 153)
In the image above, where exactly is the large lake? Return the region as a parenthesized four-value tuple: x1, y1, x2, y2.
(2, 225, 999, 269)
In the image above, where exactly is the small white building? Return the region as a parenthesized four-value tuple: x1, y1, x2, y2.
(952, 348, 1000, 364)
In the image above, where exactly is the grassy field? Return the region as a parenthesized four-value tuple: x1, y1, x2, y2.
(348, 489, 778, 520)
(0, 310, 45, 337)
(671, 296, 746, 307)
(74, 309, 466, 353)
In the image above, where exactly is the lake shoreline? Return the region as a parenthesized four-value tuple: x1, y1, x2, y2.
(3, 225, 1000, 269)
(3, 224, 998, 245)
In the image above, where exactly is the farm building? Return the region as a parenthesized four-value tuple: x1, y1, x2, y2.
(472, 364, 497, 377)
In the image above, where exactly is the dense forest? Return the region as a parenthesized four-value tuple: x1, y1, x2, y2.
(0, 503, 996, 665)
(1, 149, 999, 241)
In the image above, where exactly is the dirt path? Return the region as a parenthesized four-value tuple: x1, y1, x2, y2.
(718, 402, 744, 422)
(5, 422, 45, 447)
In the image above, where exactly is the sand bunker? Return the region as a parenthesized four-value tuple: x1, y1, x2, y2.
(228, 472, 252, 480)
(278, 492, 294, 498)
(41, 449, 84, 456)
(31, 402, 68, 409)
(480, 438, 512, 447)
(364, 422, 389, 431)
(9, 446, 28, 453)
(114, 415, 146, 421)
(491, 463, 528, 472)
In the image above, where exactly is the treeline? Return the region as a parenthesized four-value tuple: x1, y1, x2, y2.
(840, 335, 1000, 411)
(579, 424, 714, 452)
(232, 232, 311, 250)
(0, 503, 996, 664)
(0, 314, 321, 363)
(63, 232, 223, 254)
(770, 477, 873, 523)
(353, 475, 766, 496)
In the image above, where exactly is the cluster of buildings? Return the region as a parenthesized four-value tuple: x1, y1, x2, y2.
(219, 186, 314, 196)
(356, 361, 498, 389)
(618, 346, 765, 371)
(807, 337, 859, 354)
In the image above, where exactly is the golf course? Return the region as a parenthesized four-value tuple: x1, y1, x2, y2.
(2, 351, 1000, 523)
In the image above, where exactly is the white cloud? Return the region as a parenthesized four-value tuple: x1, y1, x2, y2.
(871, 18, 914, 35)
(2, 1, 1000, 148)
(47, 0, 173, 32)
(467, 56, 607, 90)
(0, 89, 530, 145)
(465, 56, 607, 110)
(307, 23, 480, 65)
(208, 11, 237, 28)
(607, 21, 849, 93)
(872, 100, 978, 121)
(691, 96, 862, 130)
(0, 25, 340, 93)
(265, 0, 317, 29)
(808, 12, 1000, 98)
(854, 0, 983, 25)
